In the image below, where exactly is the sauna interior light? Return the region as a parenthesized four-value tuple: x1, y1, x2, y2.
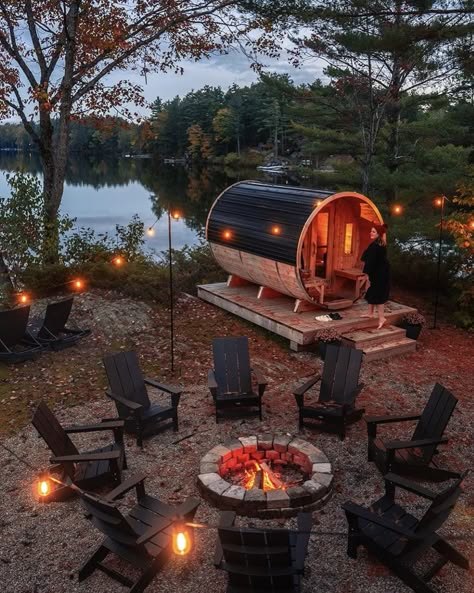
(271, 226, 281, 235)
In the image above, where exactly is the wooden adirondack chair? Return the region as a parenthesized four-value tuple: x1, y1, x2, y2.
(208, 336, 268, 422)
(214, 510, 312, 593)
(0, 305, 43, 363)
(103, 351, 182, 447)
(78, 473, 200, 593)
(31, 297, 91, 350)
(293, 344, 364, 440)
(32, 401, 126, 493)
(343, 472, 469, 593)
(366, 383, 460, 481)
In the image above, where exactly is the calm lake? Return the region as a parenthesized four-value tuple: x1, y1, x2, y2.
(0, 152, 286, 254)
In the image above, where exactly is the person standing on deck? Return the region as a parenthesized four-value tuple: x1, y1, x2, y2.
(361, 223, 390, 329)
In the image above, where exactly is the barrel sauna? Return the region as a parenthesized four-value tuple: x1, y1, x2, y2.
(206, 181, 384, 310)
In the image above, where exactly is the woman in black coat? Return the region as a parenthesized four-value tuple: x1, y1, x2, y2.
(361, 223, 390, 329)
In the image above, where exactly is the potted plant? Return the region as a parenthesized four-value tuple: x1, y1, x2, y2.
(315, 327, 342, 360)
(399, 312, 426, 340)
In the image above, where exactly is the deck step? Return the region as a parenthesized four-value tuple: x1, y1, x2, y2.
(362, 337, 417, 362)
(341, 325, 406, 349)
(324, 299, 353, 310)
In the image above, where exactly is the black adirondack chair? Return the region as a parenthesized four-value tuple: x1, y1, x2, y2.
(32, 401, 126, 493)
(214, 510, 312, 593)
(78, 473, 200, 593)
(293, 344, 364, 440)
(366, 383, 460, 481)
(208, 336, 268, 422)
(103, 351, 182, 447)
(31, 297, 91, 350)
(0, 305, 43, 363)
(343, 472, 469, 593)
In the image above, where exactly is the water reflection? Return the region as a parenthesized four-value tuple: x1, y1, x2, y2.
(0, 152, 270, 252)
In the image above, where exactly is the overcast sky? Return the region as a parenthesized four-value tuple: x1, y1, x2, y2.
(119, 48, 327, 116)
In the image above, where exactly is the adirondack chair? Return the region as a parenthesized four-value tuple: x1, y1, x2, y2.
(293, 344, 364, 440)
(342, 472, 469, 593)
(31, 297, 91, 350)
(103, 351, 182, 447)
(208, 336, 268, 422)
(366, 383, 460, 481)
(214, 510, 312, 593)
(32, 401, 126, 493)
(0, 305, 43, 363)
(78, 473, 200, 593)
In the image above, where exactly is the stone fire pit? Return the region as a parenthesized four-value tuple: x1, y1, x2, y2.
(197, 434, 333, 517)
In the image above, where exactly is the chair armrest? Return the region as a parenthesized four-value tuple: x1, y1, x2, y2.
(144, 377, 182, 395)
(175, 497, 200, 521)
(383, 473, 436, 500)
(104, 472, 148, 502)
(136, 518, 173, 545)
(51, 450, 121, 463)
(342, 501, 417, 539)
(295, 512, 312, 572)
(293, 374, 322, 398)
(208, 370, 218, 397)
(106, 389, 142, 411)
(252, 366, 267, 397)
(384, 437, 448, 451)
(365, 413, 421, 425)
(64, 419, 125, 433)
(214, 511, 237, 567)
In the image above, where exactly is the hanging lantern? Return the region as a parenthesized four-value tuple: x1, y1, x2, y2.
(18, 292, 29, 304)
(172, 521, 193, 556)
(146, 227, 155, 237)
(171, 211, 181, 221)
(113, 256, 125, 266)
(73, 279, 84, 290)
(392, 205, 402, 215)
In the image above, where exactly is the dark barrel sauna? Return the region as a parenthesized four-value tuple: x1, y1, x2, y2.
(206, 181, 384, 311)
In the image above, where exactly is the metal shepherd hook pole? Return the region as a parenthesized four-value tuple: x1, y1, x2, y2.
(168, 211, 174, 373)
(433, 195, 447, 330)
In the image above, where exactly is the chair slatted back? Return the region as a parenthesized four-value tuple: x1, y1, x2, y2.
(80, 492, 140, 548)
(38, 298, 73, 337)
(412, 383, 457, 462)
(212, 337, 252, 395)
(103, 351, 150, 414)
(32, 401, 79, 479)
(319, 345, 363, 406)
(0, 306, 30, 347)
(218, 525, 298, 592)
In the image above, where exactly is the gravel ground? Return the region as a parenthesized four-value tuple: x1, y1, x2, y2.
(0, 290, 472, 593)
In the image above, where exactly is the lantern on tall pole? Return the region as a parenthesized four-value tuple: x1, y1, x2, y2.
(168, 210, 181, 373)
(433, 195, 448, 330)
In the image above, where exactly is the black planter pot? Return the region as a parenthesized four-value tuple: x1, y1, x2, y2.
(399, 322, 422, 340)
(318, 339, 341, 360)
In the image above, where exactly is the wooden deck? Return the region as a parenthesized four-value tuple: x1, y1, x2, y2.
(197, 282, 418, 353)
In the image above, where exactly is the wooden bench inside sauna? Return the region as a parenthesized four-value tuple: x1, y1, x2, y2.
(206, 181, 383, 312)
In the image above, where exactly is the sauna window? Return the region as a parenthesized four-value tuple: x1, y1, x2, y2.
(344, 223, 353, 254)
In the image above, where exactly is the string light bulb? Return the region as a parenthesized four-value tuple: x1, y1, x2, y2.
(434, 197, 444, 207)
(171, 211, 180, 220)
(112, 256, 124, 267)
(18, 293, 29, 304)
(73, 279, 84, 290)
(146, 227, 155, 237)
(392, 205, 402, 215)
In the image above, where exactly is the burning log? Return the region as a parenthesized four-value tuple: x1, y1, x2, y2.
(259, 462, 283, 489)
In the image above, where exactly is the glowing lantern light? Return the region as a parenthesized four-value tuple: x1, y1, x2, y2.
(223, 230, 232, 240)
(18, 293, 29, 304)
(171, 211, 180, 220)
(469, 221, 474, 230)
(38, 474, 51, 498)
(172, 523, 193, 556)
(73, 279, 83, 290)
(113, 256, 124, 267)
(315, 199, 322, 207)
(392, 205, 402, 215)
(146, 227, 155, 237)
(271, 226, 281, 235)
(434, 197, 443, 207)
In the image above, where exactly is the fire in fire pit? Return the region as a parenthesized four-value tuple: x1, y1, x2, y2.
(197, 435, 334, 517)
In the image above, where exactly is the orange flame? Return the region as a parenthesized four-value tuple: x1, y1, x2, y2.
(242, 461, 283, 492)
